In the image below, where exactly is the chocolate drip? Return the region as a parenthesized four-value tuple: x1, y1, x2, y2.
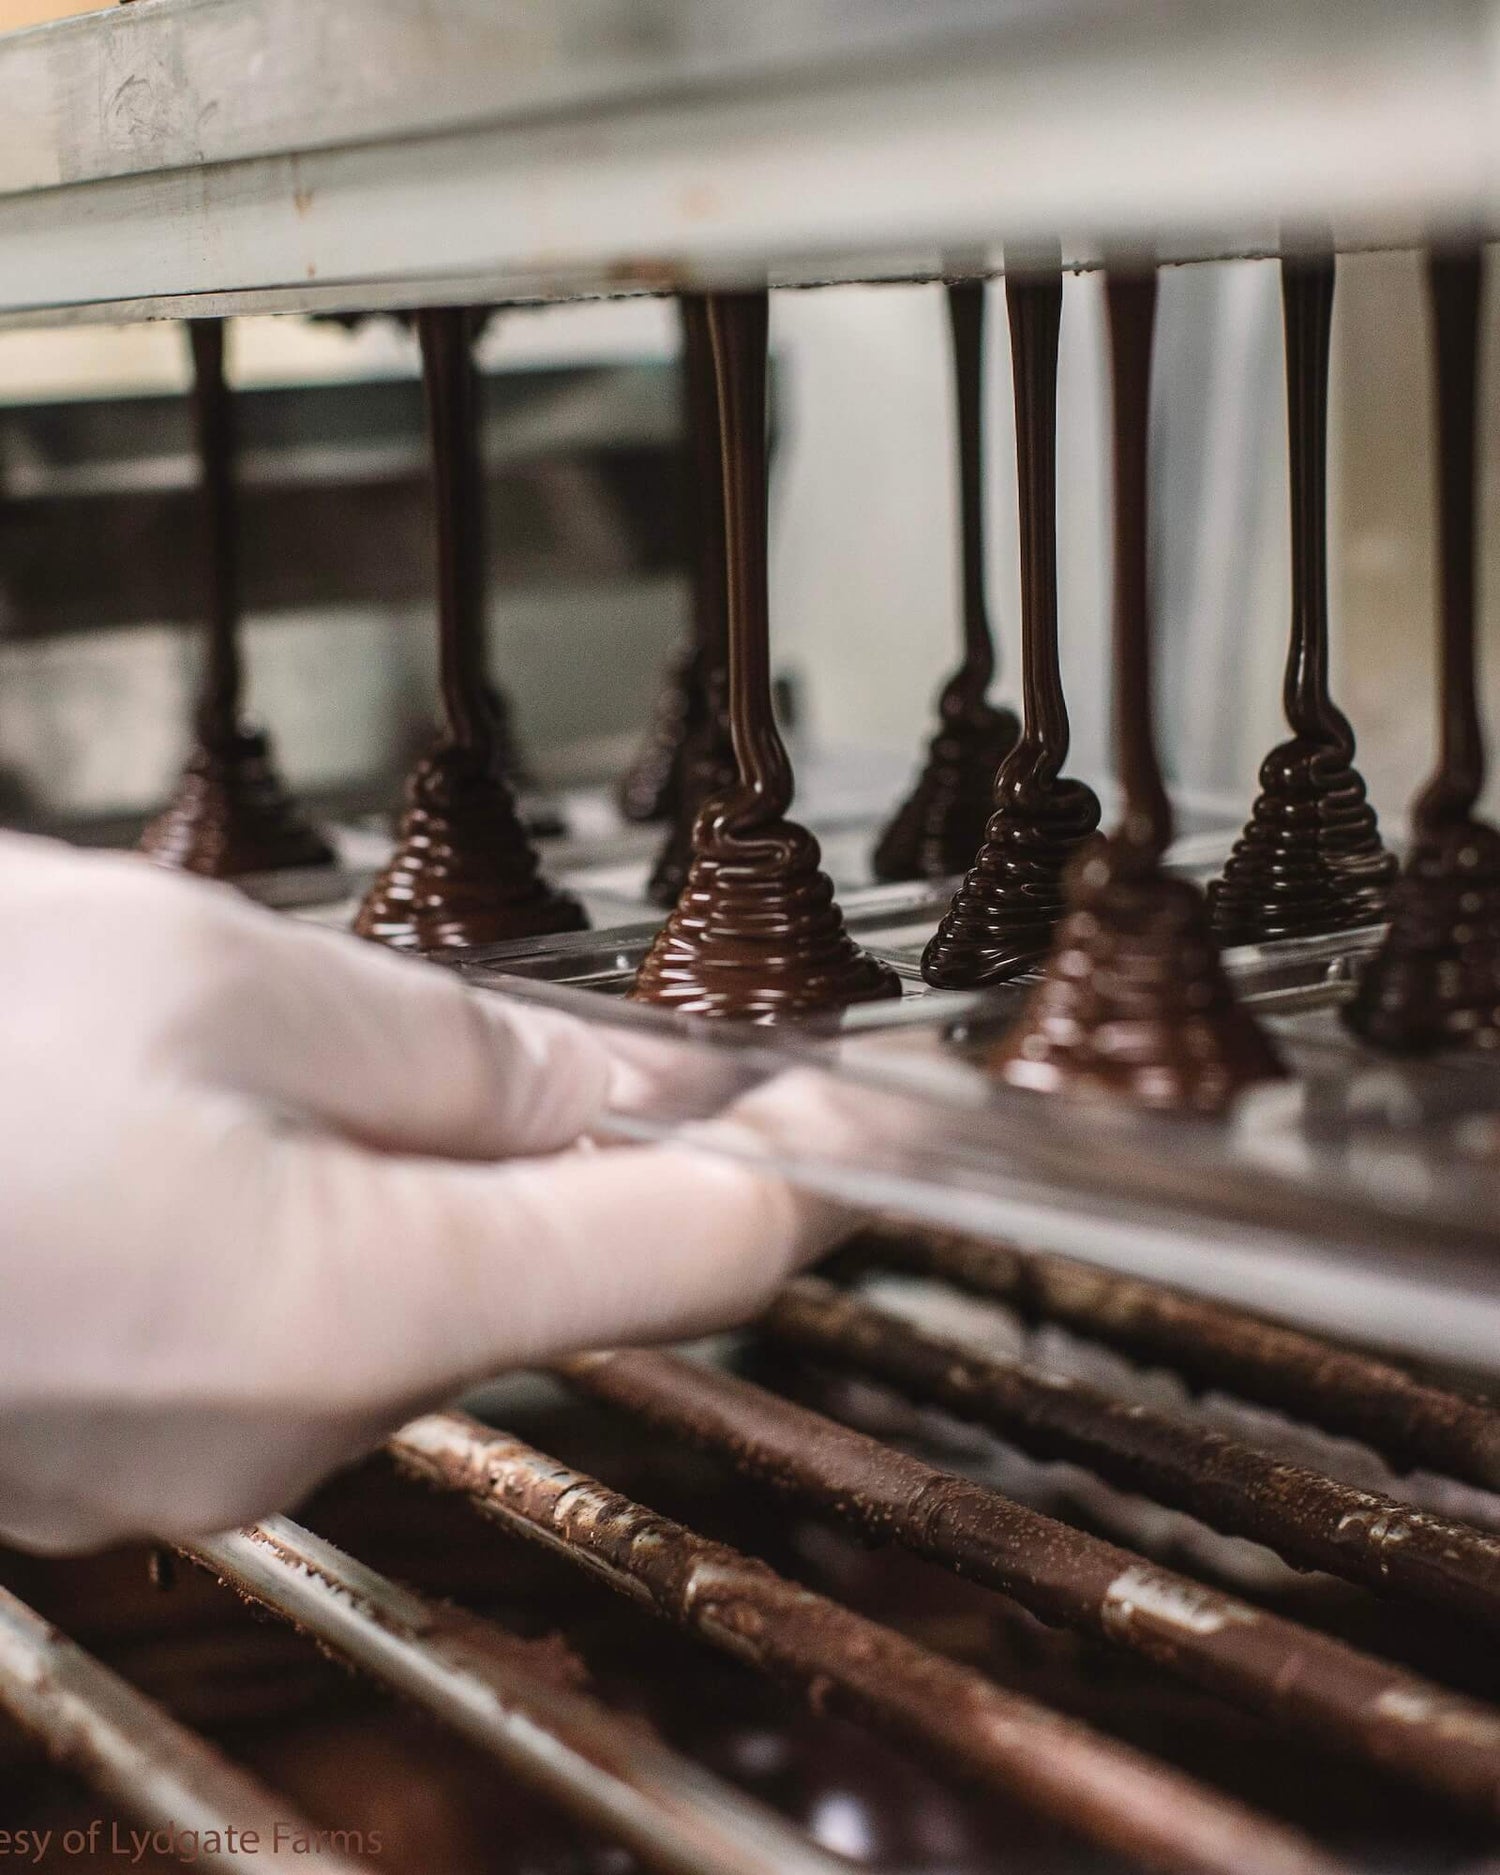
(1209, 253, 1394, 945)
(140, 322, 333, 878)
(1345, 249, 1500, 1053)
(923, 256, 1101, 986)
(355, 308, 584, 952)
(990, 269, 1282, 1113)
(644, 296, 738, 907)
(873, 283, 1019, 882)
(632, 292, 898, 1022)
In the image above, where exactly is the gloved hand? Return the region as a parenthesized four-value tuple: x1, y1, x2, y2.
(0, 833, 846, 1553)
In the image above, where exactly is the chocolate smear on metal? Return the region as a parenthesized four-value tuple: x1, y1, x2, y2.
(643, 296, 738, 906)
(924, 255, 1100, 984)
(1209, 251, 1394, 945)
(549, 1349, 1500, 1823)
(770, 1275, 1500, 1634)
(873, 282, 1019, 882)
(141, 322, 333, 878)
(631, 292, 898, 1020)
(989, 268, 1283, 1113)
(1345, 248, 1500, 1053)
(355, 308, 585, 952)
(857, 1220, 1500, 1492)
(393, 1411, 1341, 1875)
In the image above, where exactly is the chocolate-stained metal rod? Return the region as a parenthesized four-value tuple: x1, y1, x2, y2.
(553, 1351, 1500, 1821)
(854, 1225, 1500, 1492)
(0, 1581, 369, 1875)
(184, 1518, 836, 1875)
(769, 1277, 1500, 1632)
(392, 1412, 1342, 1875)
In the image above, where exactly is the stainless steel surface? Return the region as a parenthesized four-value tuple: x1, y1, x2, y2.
(0, 1579, 371, 1873)
(0, 1, 1496, 324)
(186, 1518, 842, 1875)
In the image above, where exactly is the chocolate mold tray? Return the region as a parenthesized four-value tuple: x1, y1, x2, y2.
(449, 909, 1500, 1380)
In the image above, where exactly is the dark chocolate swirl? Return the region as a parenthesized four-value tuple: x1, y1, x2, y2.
(872, 697, 1019, 883)
(1343, 818, 1500, 1054)
(1209, 736, 1396, 945)
(354, 738, 585, 952)
(632, 800, 899, 1022)
(923, 744, 1100, 985)
(141, 728, 334, 878)
(989, 839, 1285, 1114)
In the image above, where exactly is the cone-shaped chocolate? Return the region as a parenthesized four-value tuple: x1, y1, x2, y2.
(142, 729, 333, 876)
(991, 268, 1282, 1114)
(354, 735, 583, 951)
(141, 322, 332, 880)
(647, 664, 737, 909)
(1346, 250, 1500, 1054)
(1209, 737, 1394, 945)
(1210, 253, 1393, 945)
(355, 307, 583, 952)
(632, 293, 898, 1023)
(874, 282, 1018, 882)
(925, 258, 1100, 986)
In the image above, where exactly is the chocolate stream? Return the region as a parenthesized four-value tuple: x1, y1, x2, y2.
(923, 253, 1100, 984)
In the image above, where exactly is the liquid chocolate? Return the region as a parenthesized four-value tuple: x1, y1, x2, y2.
(140, 322, 333, 879)
(924, 256, 1101, 986)
(644, 296, 738, 908)
(631, 292, 899, 1022)
(1345, 249, 1500, 1053)
(355, 308, 584, 952)
(989, 269, 1283, 1114)
(1209, 252, 1394, 945)
(873, 282, 1019, 883)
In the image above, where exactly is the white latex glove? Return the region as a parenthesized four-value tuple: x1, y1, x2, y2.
(0, 834, 845, 1553)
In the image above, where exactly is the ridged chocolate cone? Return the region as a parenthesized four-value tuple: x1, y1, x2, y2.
(989, 841, 1286, 1115)
(1342, 817, 1500, 1054)
(141, 729, 334, 878)
(873, 701, 1019, 883)
(1209, 737, 1395, 946)
(923, 748, 1101, 987)
(354, 739, 585, 952)
(631, 808, 900, 1023)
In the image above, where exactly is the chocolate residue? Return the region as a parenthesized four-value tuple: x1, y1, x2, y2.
(355, 308, 583, 952)
(617, 639, 702, 824)
(873, 282, 1019, 882)
(140, 322, 333, 879)
(924, 256, 1100, 985)
(632, 292, 898, 1021)
(644, 296, 737, 907)
(1209, 253, 1394, 945)
(1345, 250, 1500, 1054)
(990, 269, 1282, 1114)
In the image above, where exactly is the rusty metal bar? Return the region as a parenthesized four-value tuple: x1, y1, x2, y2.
(184, 1517, 840, 1875)
(768, 1276, 1500, 1631)
(555, 1347, 1500, 1823)
(0, 1580, 370, 1875)
(853, 1224, 1500, 1490)
(390, 1410, 1344, 1875)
